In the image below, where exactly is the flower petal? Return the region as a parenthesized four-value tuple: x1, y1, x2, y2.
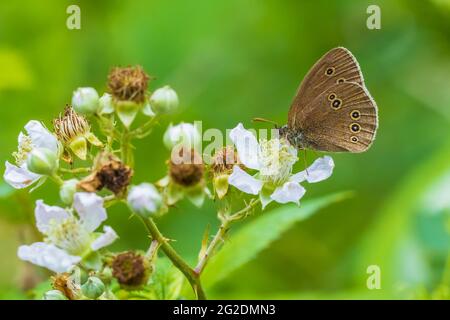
(24, 120, 58, 153)
(3, 161, 40, 189)
(91, 226, 118, 251)
(17, 242, 81, 273)
(73, 192, 107, 232)
(35, 200, 70, 234)
(228, 165, 263, 195)
(229, 123, 260, 170)
(270, 181, 306, 205)
(304, 156, 335, 183)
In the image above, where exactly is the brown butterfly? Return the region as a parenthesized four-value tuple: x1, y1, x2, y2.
(278, 47, 378, 153)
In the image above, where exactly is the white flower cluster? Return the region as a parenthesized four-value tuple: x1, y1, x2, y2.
(227, 123, 334, 208)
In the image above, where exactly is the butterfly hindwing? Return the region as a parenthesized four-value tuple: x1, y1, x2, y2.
(299, 82, 378, 153)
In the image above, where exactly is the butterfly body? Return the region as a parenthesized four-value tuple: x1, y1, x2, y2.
(281, 47, 378, 153)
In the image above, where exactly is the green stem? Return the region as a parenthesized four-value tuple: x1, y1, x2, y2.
(59, 167, 91, 174)
(121, 128, 133, 166)
(50, 173, 64, 186)
(130, 116, 159, 139)
(139, 216, 206, 300)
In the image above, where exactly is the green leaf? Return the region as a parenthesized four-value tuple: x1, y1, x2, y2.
(149, 257, 184, 300)
(203, 192, 350, 288)
(353, 141, 450, 293)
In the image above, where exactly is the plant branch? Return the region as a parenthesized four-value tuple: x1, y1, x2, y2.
(138, 215, 206, 300)
(194, 198, 261, 274)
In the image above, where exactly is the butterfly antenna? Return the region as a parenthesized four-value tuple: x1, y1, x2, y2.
(252, 117, 279, 128)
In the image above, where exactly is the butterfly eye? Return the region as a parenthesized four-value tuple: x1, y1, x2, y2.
(328, 93, 336, 101)
(350, 136, 359, 143)
(350, 110, 361, 120)
(350, 123, 361, 133)
(331, 99, 342, 109)
(325, 67, 335, 76)
(337, 78, 345, 84)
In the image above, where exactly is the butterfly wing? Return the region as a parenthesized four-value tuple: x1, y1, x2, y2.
(299, 82, 378, 153)
(288, 47, 364, 128)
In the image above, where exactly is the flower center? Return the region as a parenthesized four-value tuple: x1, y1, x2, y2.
(46, 216, 91, 256)
(258, 138, 298, 185)
(13, 135, 33, 166)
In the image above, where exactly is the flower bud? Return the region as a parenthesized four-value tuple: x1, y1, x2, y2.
(163, 123, 201, 151)
(81, 276, 105, 299)
(26, 147, 58, 175)
(127, 183, 162, 217)
(72, 87, 99, 115)
(43, 290, 68, 300)
(60, 179, 78, 204)
(150, 86, 179, 114)
(98, 93, 114, 115)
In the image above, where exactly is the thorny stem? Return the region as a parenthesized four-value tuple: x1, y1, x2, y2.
(138, 214, 207, 300)
(195, 198, 261, 274)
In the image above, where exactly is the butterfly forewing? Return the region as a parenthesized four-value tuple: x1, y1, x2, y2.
(288, 47, 364, 128)
(300, 82, 378, 152)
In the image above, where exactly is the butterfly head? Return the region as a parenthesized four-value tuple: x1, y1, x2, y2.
(278, 125, 306, 150)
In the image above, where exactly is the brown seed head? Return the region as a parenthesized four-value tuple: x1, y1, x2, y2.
(53, 106, 89, 144)
(108, 66, 150, 103)
(169, 148, 204, 187)
(112, 252, 149, 288)
(211, 146, 240, 175)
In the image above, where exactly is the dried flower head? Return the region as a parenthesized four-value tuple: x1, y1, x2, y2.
(54, 106, 90, 144)
(108, 66, 150, 103)
(211, 146, 240, 175)
(112, 251, 149, 288)
(53, 106, 102, 160)
(78, 153, 133, 195)
(169, 148, 204, 187)
(52, 272, 80, 300)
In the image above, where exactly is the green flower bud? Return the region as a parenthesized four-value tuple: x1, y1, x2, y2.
(59, 179, 78, 204)
(43, 290, 68, 300)
(81, 276, 105, 299)
(26, 147, 58, 175)
(72, 87, 99, 115)
(127, 183, 163, 218)
(150, 86, 179, 114)
(98, 93, 114, 115)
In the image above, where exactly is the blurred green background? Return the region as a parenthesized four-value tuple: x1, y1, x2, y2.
(0, 0, 449, 299)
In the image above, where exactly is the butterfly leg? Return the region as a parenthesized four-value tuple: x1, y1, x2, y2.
(302, 149, 309, 176)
